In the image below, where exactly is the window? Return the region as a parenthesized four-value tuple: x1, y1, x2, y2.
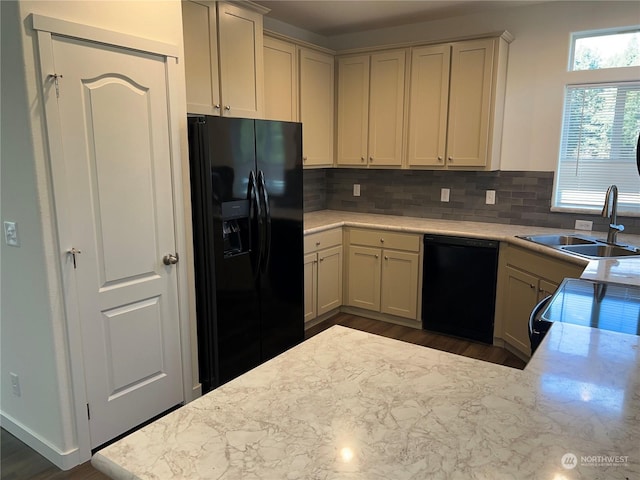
(571, 28, 640, 71)
(553, 28, 640, 216)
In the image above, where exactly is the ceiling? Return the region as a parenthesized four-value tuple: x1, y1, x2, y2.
(254, 1, 543, 36)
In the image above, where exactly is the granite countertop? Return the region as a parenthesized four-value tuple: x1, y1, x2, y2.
(92, 325, 640, 479)
(304, 210, 640, 287)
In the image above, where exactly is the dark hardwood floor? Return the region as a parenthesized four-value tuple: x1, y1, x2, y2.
(307, 312, 527, 369)
(2, 312, 525, 479)
(0, 429, 109, 480)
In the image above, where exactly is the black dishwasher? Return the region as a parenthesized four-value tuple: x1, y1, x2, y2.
(422, 235, 499, 344)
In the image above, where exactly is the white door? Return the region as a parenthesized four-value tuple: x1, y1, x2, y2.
(49, 36, 183, 449)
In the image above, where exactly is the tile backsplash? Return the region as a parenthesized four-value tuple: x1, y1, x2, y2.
(303, 169, 640, 235)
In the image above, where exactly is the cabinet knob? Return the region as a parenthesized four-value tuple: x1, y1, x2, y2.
(303, 156, 308, 162)
(369, 156, 374, 162)
(214, 104, 220, 110)
(316, 241, 321, 246)
(448, 156, 453, 162)
(224, 105, 231, 111)
(529, 284, 535, 289)
(437, 156, 443, 162)
(380, 238, 384, 243)
(384, 255, 389, 260)
(361, 157, 365, 162)
(319, 257, 324, 262)
(375, 254, 379, 259)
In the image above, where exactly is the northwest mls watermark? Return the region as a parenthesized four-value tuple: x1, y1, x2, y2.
(561, 453, 630, 469)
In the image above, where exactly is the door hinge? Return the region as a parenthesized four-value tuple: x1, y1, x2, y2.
(86, 403, 91, 420)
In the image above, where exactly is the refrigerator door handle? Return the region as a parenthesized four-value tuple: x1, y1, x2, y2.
(248, 170, 262, 277)
(257, 170, 271, 274)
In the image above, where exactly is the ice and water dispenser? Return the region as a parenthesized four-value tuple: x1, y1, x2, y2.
(221, 200, 250, 257)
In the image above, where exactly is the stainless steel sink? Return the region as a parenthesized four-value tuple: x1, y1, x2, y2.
(517, 233, 640, 258)
(518, 234, 597, 246)
(560, 244, 640, 258)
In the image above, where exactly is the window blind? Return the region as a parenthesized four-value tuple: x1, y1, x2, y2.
(554, 82, 640, 215)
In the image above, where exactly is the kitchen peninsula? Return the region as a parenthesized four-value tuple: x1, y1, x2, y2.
(92, 212, 640, 479)
(93, 323, 639, 479)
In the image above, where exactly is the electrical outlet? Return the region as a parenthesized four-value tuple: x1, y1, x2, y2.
(575, 220, 593, 231)
(10, 372, 21, 397)
(353, 184, 361, 197)
(486, 190, 496, 205)
(440, 188, 450, 202)
(3, 221, 19, 247)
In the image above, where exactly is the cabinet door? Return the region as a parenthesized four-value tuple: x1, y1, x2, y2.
(337, 55, 370, 166)
(368, 50, 406, 166)
(407, 45, 450, 167)
(317, 245, 343, 316)
(304, 253, 317, 323)
(381, 250, 419, 319)
(347, 245, 381, 311)
(447, 38, 494, 167)
(503, 266, 539, 356)
(217, 2, 264, 119)
(264, 36, 297, 122)
(299, 48, 334, 167)
(538, 279, 558, 302)
(182, 0, 220, 115)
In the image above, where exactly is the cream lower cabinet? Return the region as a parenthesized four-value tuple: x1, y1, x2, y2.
(304, 229, 343, 324)
(497, 244, 584, 358)
(347, 229, 420, 320)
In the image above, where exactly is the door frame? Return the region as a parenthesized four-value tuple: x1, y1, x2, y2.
(32, 14, 194, 465)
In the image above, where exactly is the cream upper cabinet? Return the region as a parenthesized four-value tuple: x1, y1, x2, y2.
(337, 50, 406, 167)
(264, 36, 297, 122)
(407, 45, 450, 166)
(446, 38, 494, 167)
(408, 35, 510, 170)
(183, 0, 266, 118)
(182, 0, 220, 115)
(299, 48, 335, 167)
(337, 55, 369, 166)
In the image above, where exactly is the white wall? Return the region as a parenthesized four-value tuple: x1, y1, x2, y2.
(269, 1, 640, 172)
(0, 0, 193, 469)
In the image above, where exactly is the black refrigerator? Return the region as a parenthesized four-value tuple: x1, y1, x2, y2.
(188, 115, 304, 394)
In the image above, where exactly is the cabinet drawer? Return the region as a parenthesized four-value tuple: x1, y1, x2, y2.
(349, 228, 420, 252)
(304, 228, 342, 253)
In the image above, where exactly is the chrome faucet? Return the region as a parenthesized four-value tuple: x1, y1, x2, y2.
(601, 185, 624, 244)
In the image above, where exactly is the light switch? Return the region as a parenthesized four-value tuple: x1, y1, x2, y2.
(3, 221, 19, 246)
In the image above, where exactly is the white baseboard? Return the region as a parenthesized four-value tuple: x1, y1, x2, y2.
(0, 411, 79, 470)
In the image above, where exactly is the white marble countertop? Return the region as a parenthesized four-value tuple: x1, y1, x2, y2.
(92, 325, 640, 479)
(303, 210, 640, 286)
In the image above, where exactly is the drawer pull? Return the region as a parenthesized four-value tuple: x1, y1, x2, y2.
(316, 241, 321, 246)
(384, 255, 388, 260)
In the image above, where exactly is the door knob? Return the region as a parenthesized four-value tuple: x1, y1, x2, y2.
(163, 253, 179, 265)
